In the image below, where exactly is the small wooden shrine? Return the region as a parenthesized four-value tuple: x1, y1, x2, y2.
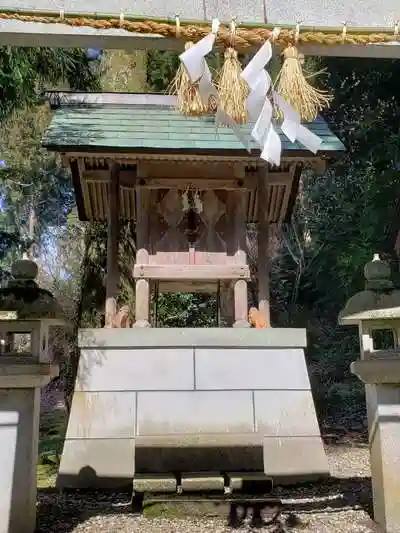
(44, 92, 344, 327)
(42, 92, 345, 492)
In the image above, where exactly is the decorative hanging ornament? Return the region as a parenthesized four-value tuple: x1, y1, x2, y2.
(240, 35, 282, 166)
(275, 44, 333, 121)
(216, 20, 249, 124)
(181, 187, 203, 213)
(240, 31, 323, 166)
(170, 18, 210, 116)
(171, 41, 209, 116)
(177, 18, 220, 116)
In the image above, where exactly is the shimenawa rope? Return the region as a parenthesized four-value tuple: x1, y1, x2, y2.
(0, 11, 398, 51)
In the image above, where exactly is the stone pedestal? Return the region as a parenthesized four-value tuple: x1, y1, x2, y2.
(351, 357, 400, 533)
(339, 255, 400, 533)
(0, 259, 65, 533)
(0, 358, 57, 533)
(58, 328, 328, 491)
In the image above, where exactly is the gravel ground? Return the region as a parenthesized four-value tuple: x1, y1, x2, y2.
(36, 443, 381, 533)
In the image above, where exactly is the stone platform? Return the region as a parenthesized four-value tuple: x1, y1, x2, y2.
(58, 328, 328, 491)
(0, 357, 58, 533)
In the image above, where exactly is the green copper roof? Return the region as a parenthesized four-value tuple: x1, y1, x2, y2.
(42, 99, 345, 155)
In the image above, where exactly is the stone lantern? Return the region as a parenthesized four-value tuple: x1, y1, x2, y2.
(0, 259, 66, 533)
(339, 253, 400, 533)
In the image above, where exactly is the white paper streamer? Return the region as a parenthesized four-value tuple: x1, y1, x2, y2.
(239, 30, 323, 163)
(177, 16, 249, 152)
(241, 40, 272, 89)
(274, 92, 322, 153)
(215, 109, 251, 152)
(240, 37, 281, 165)
(273, 93, 300, 143)
(179, 18, 220, 104)
(178, 18, 252, 150)
(261, 126, 282, 167)
(251, 98, 272, 147)
(198, 63, 218, 105)
(241, 41, 273, 124)
(179, 33, 213, 82)
(178, 22, 322, 163)
(246, 70, 271, 123)
(296, 124, 322, 154)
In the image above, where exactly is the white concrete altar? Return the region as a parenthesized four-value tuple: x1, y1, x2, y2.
(58, 327, 329, 492)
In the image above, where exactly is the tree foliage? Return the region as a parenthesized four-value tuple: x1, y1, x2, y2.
(146, 50, 179, 92)
(268, 57, 400, 424)
(0, 47, 100, 121)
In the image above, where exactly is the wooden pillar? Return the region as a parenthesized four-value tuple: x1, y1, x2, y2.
(257, 168, 270, 324)
(135, 186, 149, 251)
(134, 186, 150, 327)
(105, 161, 120, 327)
(233, 279, 250, 327)
(227, 182, 250, 327)
(134, 250, 150, 327)
(219, 282, 234, 327)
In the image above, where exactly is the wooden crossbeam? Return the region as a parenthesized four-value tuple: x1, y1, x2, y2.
(81, 169, 292, 190)
(133, 264, 251, 280)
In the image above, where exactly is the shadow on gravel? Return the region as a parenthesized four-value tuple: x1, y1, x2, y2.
(275, 476, 373, 517)
(36, 476, 373, 532)
(36, 487, 134, 533)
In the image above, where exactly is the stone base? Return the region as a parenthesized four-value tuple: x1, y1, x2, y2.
(352, 359, 400, 533)
(370, 420, 400, 533)
(58, 328, 328, 490)
(0, 361, 55, 533)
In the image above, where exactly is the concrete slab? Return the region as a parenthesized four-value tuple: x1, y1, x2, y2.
(181, 473, 225, 491)
(263, 436, 329, 477)
(195, 348, 310, 390)
(133, 474, 177, 492)
(0, 410, 19, 533)
(136, 390, 254, 435)
(78, 328, 307, 349)
(368, 389, 400, 533)
(59, 328, 327, 488)
(58, 438, 135, 488)
(66, 391, 136, 439)
(227, 472, 272, 491)
(254, 390, 321, 437)
(0, 388, 40, 533)
(77, 348, 194, 391)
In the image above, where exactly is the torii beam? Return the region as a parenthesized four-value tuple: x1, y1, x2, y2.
(0, 3, 400, 58)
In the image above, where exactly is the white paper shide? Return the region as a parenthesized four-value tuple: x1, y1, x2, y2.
(179, 19, 220, 107)
(179, 24, 322, 163)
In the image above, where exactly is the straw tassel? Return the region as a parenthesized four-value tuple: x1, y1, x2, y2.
(170, 41, 209, 116)
(216, 20, 249, 124)
(217, 47, 249, 124)
(275, 45, 333, 121)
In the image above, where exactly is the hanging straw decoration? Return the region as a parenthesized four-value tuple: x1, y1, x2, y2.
(216, 19, 249, 124)
(169, 17, 209, 116)
(274, 27, 333, 122)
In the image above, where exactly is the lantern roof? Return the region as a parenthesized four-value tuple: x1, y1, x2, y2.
(0, 260, 65, 322)
(339, 254, 400, 326)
